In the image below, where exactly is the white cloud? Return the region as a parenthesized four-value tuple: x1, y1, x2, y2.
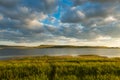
(104, 16, 117, 22)
(25, 20, 43, 30)
(95, 36, 111, 41)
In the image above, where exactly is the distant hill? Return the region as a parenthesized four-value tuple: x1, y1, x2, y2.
(0, 45, 30, 49)
(35, 45, 120, 49)
(0, 45, 120, 49)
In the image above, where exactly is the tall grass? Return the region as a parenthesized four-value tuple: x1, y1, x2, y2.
(0, 55, 120, 80)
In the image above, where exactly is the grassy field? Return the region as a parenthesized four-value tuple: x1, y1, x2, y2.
(0, 55, 120, 80)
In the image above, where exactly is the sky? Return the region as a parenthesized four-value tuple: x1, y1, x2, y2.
(0, 0, 120, 47)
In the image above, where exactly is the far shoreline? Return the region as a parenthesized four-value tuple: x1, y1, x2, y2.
(0, 45, 120, 49)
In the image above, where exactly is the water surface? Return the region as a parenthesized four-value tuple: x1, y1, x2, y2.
(0, 48, 120, 59)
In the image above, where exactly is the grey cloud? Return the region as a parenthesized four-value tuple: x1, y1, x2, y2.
(0, 0, 57, 24)
(0, 28, 53, 43)
(44, 23, 100, 40)
(61, 3, 117, 23)
(0, 0, 57, 33)
(0, 0, 58, 43)
(21, 0, 58, 14)
(1, 19, 120, 43)
(97, 22, 120, 38)
(72, 0, 120, 6)
(0, 0, 19, 8)
(61, 7, 85, 23)
(61, 0, 120, 32)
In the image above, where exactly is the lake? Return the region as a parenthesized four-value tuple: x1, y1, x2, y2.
(0, 48, 120, 59)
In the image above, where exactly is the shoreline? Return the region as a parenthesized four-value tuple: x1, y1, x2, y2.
(0, 54, 118, 61)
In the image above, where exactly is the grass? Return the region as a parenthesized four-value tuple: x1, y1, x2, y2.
(0, 55, 120, 80)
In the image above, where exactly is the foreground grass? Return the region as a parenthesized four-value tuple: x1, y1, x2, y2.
(0, 55, 120, 80)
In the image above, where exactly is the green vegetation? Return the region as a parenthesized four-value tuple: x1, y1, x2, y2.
(0, 55, 120, 80)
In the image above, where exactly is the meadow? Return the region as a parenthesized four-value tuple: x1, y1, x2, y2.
(0, 55, 120, 80)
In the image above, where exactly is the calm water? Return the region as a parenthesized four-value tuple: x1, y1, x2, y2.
(0, 48, 120, 59)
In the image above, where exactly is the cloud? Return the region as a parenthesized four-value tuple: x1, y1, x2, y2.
(61, 1, 119, 23)
(60, 0, 120, 41)
(97, 22, 120, 38)
(60, 0, 120, 42)
(72, 0, 120, 6)
(0, 0, 19, 8)
(20, 0, 58, 13)
(0, 0, 59, 43)
(61, 7, 85, 23)
(0, 14, 3, 20)
(0, 0, 120, 46)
